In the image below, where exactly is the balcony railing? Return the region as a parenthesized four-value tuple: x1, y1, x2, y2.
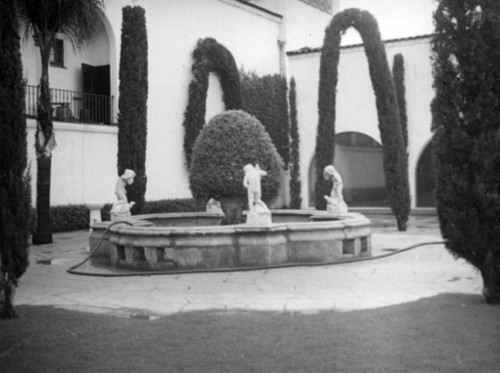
(25, 85, 114, 125)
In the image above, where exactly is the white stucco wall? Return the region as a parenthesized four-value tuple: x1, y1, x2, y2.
(125, 0, 282, 201)
(288, 36, 434, 208)
(18, 0, 434, 209)
(284, 0, 334, 51)
(27, 119, 118, 206)
(19, 0, 282, 206)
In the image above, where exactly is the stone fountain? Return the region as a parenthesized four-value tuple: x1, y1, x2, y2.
(88, 166, 371, 272)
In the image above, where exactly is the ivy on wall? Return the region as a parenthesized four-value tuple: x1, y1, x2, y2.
(316, 8, 410, 231)
(288, 77, 302, 209)
(240, 70, 290, 167)
(117, 6, 149, 213)
(182, 37, 242, 165)
(392, 53, 408, 148)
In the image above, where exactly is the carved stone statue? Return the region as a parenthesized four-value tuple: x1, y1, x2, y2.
(323, 165, 348, 216)
(206, 198, 224, 215)
(243, 163, 272, 225)
(110, 169, 136, 221)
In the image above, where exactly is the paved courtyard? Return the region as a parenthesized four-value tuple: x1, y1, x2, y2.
(15, 215, 482, 319)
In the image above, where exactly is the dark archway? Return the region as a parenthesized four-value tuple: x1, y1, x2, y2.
(315, 8, 410, 230)
(416, 142, 436, 207)
(182, 37, 242, 165)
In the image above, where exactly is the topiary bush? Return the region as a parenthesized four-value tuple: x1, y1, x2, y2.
(182, 38, 242, 165)
(316, 8, 410, 231)
(189, 110, 283, 223)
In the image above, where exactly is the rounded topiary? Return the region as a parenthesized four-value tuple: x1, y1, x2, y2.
(189, 110, 283, 207)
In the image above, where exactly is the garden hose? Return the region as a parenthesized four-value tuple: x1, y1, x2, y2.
(67, 222, 446, 277)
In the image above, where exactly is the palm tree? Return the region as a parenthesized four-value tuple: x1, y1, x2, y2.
(16, 0, 105, 244)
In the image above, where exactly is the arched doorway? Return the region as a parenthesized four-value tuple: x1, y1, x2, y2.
(308, 132, 389, 207)
(416, 142, 436, 207)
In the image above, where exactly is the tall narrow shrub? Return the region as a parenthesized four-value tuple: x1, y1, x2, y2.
(289, 77, 302, 208)
(182, 38, 242, 165)
(241, 71, 290, 167)
(316, 8, 410, 230)
(392, 53, 408, 148)
(117, 6, 148, 213)
(431, 0, 500, 304)
(0, 0, 32, 318)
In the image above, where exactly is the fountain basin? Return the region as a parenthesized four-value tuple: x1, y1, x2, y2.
(93, 211, 371, 271)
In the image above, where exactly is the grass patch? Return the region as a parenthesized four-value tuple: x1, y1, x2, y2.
(0, 293, 499, 372)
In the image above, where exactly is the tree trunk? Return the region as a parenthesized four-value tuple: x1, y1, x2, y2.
(32, 47, 54, 245)
(0, 278, 17, 319)
(32, 155, 53, 244)
(482, 250, 500, 304)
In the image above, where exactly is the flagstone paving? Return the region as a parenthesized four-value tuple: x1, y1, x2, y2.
(15, 214, 482, 319)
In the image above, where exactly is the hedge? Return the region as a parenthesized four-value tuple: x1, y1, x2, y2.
(240, 70, 290, 167)
(42, 199, 205, 232)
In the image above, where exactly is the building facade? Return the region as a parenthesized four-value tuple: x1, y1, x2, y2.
(20, 0, 436, 209)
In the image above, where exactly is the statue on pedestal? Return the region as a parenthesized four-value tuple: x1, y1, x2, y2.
(110, 169, 136, 221)
(323, 165, 348, 216)
(243, 163, 272, 225)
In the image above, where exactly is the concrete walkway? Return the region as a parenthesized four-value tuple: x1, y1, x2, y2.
(15, 215, 483, 319)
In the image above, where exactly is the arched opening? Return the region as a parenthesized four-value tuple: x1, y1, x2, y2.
(308, 132, 388, 207)
(416, 142, 436, 207)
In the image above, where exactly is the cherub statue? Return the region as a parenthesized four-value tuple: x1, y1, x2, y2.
(323, 165, 348, 216)
(243, 163, 268, 212)
(110, 169, 136, 220)
(206, 198, 224, 215)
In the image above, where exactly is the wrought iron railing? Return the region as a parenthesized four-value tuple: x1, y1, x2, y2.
(25, 85, 114, 125)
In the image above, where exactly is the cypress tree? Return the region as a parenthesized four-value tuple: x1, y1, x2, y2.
(316, 8, 410, 230)
(392, 54, 408, 148)
(117, 6, 148, 213)
(289, 77, 302, 209)
(431, 0, 500, 304)
(0, 0, 32, 318)
(182, 38, 242, 165)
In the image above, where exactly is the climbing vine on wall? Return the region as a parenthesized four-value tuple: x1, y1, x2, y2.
(240, 70, 290, 167)
(392, 53, 408, 148)
(182, 37, 242, 165)
(315, 8, 410, 231)
(117, 6, 149, 213)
